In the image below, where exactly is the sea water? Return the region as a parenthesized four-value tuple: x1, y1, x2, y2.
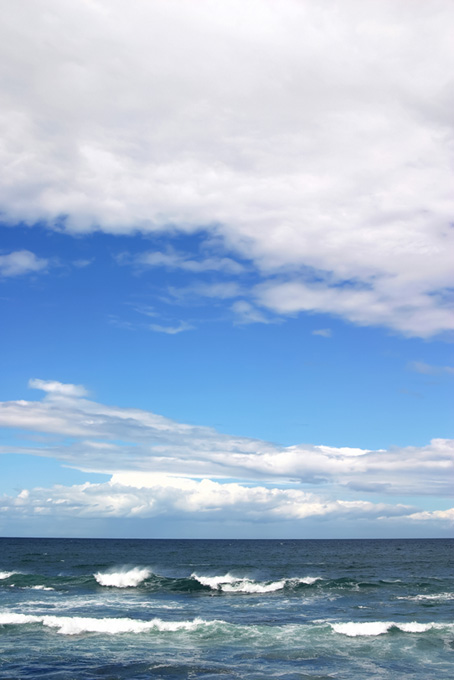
(0, 538, 452, 679)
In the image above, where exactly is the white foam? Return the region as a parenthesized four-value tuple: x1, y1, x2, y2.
(222, 579, 286, 593)
(27, 585, 55, 591)
(332, 621, 393, 636)
(191, 573, 239, 589)
(0, 612, 221, 636)
(330, 621, 449, 637)
(0, 572, 14, 580)
(397, 592, 454, 602)
(295, 576, 322, 585)
(94, 567, 151, 588)
(192, 573, 319, 593)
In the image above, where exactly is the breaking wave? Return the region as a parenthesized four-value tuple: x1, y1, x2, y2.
(330, 621, 453, 637)
(191, 573, 321, 593)
(397, 592, 454, 602)
(94, 567, 152, 588)
(0, 613, 221, 636)
(0, 612, 451, 640)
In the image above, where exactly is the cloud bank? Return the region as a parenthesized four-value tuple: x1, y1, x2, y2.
(1, 1, 454, 336)
(0, 381, 452, 530)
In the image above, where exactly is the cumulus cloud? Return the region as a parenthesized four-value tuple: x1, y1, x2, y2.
(407, 507, 454, 522)
(1, 475, 416, 523)
(1, 1, 453, 335)
(0, 251, 48, 277)
(0, 381, 452, 497)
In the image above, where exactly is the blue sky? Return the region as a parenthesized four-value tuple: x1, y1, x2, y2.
(0, 0, 453, 538)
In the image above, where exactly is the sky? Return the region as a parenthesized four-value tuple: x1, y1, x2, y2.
(0, 0, 453, 539)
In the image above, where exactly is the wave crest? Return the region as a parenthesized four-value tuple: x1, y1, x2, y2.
(0, 612, 221, 635)
(330, 621, 444, 637)
(191, 573, 321, 593)
(94, 567, 152, 588)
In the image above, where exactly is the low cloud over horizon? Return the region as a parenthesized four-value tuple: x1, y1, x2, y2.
(0, 380, 452, 537)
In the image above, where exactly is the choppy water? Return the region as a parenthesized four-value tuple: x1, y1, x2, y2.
(0, 538, 452, 678)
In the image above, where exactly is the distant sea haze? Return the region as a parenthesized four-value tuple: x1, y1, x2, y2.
(0, 538, 452, 678)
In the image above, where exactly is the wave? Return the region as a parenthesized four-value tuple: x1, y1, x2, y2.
(0, 613, 222, 636)
(191, 573, 322, 593)
(397, 592, 454, 602)
(94, 567, 152, 588)
(329, 621, 452, 637)
(2, 566, 450, 598)
(1, 612, 451, 639)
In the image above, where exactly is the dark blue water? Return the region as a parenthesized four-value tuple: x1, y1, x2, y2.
(0, 538, 452, 679)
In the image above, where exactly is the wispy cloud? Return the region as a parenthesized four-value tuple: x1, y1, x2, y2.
(131, 249, 245, 275)
(149, 321, 194, 334)
(0, 381, 452, 498)
(407, 361, 454, 376)
(312, 328, 332, 338)
(231, 300, 271, 325)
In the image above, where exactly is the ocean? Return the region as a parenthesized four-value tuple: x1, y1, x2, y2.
(0, 538, 452, 679)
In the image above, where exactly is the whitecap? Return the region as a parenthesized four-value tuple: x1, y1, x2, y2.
(94, 567, 151, 588)
(294, 576, 322, 585)
(191, 573, 286, 593)
(222, 579, 286, 593)
(397, 592, 454, 602)
(0, 612, 222, 636)
(0, 572, 14, 580)
(330, 621, 451, 637)
(192, 572, 321, 593)
(191, 573, 238, 589)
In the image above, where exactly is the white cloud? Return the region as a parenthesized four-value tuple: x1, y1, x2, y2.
(0, 251, 48, 277)
(0, 382, 452, 497)
(312, 329, 332, 338)
(407, 507, 454, 522)
(255, 280, 454, 338)
(1, 1, 453, 335)
(28, 379, 88, 397)
(0, 475, 417, 523)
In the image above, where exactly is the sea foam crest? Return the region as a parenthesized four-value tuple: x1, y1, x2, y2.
(0, 572, 14, 580)
(0, 613, 221, 636)
(397, 592, 454, 602)
(192, 573, 285, 593)
(94, 567, 151, 588)
(330, 621, 444, 637)
(191, 573, 321, 593)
